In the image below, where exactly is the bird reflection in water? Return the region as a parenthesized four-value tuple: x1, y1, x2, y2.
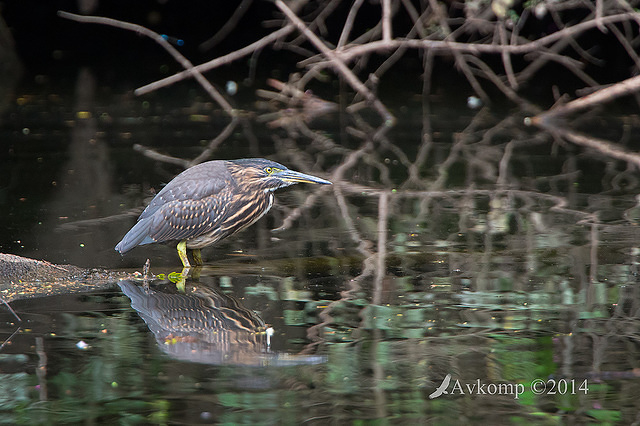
(118, 279, 325, 366)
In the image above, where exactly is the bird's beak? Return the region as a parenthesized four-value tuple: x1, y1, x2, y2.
(275, 169, 332, 185)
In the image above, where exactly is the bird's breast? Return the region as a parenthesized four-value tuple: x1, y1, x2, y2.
(186, 192, 274, 249)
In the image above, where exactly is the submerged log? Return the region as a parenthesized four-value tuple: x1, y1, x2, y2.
(0, 253, 128, 302)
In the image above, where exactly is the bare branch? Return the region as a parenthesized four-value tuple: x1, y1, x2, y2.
(135, 25, 295, 96)
(274, 0, 395, 127)
(337, 0, 365, 48)
(382, 0, 392, 42)
(306, 13, 638, 65)
(58, 11, 235, 115)
(532, 74, 640, 120)
(199, 0, 253, 51)
(132, 144, 190, 168)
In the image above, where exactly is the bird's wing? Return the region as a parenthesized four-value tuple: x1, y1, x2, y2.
(139, 161, 232, 221)
(147, 193, 231, 243)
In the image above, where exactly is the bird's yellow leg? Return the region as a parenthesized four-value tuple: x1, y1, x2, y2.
(191, 266, 202, 281)
(177, 240, 191, 267)
(192, 249, 203, 266)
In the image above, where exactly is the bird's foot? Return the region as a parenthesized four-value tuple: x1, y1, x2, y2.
(168, 267, 190, 291)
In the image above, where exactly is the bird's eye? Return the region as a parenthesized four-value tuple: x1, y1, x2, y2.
(265, 167, 273, 174)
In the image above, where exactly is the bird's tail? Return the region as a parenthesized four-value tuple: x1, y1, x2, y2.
(115, 217, 155, 254)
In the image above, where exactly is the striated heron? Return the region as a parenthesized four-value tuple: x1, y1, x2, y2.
(115, 158, 331, 267)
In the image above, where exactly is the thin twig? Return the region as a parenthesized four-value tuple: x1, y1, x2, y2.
(57, 209, 143, 231)
(132, 144, 190, 168)
(188, 117, 240, 167)
(0, 327, 20, 352)
(275, 0, 396, 127)
(289, 0, 343, 46)
(57, 11, 235, 114)
(304, 13, 637, 65)
(199, 0, 253, 51)
(400, 0, 428, 39)
(337, 0, 365, 48)
(464, 55, 538, 111)
(595, 0, 606, 33)
(498, 22, 517, 90)
(532, 74, 640, 120)
(1, 298, 21, 322)
(533, 125, 640, 170)
(373, 191, 389, 306)
(427, 0, 488, 103)
(382, 0, 392, 42)
(136, 25, 295, 96)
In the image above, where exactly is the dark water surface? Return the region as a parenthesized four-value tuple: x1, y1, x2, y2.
(2, 66, 640, 424)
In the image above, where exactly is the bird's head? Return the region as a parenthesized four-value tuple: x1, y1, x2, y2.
(228, 158, 332, 192)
